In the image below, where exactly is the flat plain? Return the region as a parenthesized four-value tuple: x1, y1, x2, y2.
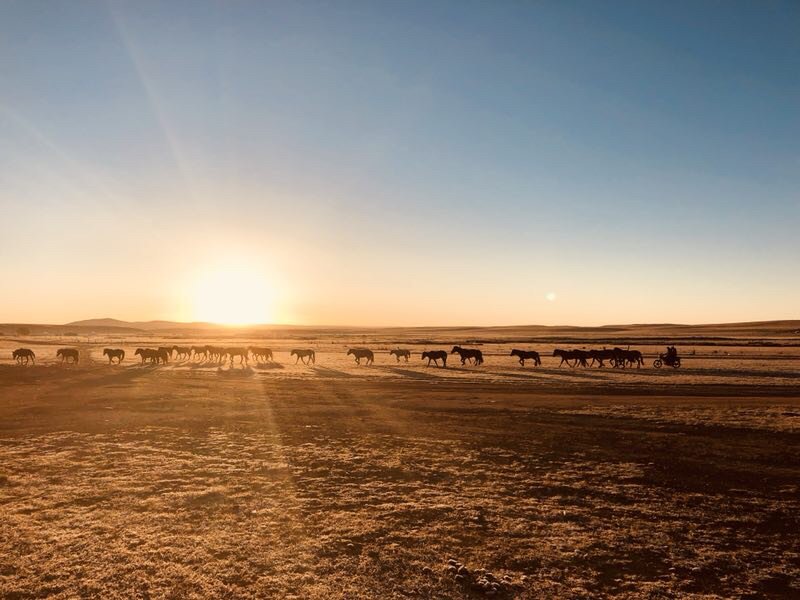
(1, 322, 799, 598)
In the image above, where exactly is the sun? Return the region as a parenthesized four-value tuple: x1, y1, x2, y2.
(190, 266, 274, 326)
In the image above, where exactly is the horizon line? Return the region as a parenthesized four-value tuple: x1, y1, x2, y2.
(2, 317, 799, 330)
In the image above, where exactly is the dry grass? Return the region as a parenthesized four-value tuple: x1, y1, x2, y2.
(1, 334, 799, 598)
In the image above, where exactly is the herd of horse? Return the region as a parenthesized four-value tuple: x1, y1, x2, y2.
(11, 344, 658, 369)
(12, 345, 664, 369)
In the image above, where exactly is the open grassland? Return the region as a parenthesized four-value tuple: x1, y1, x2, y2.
(1, 328, 799, 598)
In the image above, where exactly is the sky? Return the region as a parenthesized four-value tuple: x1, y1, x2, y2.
(1, 0, 798, 326)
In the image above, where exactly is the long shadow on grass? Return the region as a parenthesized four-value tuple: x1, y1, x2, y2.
(376, 366, 442, 381)
(254, 361, 284, 370)
(56, 365, 152, 392)
(310, 366, 356, 379)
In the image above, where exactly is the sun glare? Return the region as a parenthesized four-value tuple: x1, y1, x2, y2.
(190, 267, 274, 326)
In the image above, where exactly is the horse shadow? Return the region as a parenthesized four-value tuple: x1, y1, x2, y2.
(254, 361, 284, 370)
(310, 366, 355, 379)
(441, 364, 481, 373)
(187, 360, 223, 369)
(378, 366, 441, 381)
(216, 366, 255, 377)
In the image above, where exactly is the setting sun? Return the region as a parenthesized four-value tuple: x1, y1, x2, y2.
(189, 267, 274, 326)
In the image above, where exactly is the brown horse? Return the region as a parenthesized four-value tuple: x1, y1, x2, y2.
(171, 345, 191, 360)
(248, 346, 273, 362)
(347, 348, 374, 365)
(451, 346, 483, 366)
(57, 348, 79, 364)
(552, 349, 588, 368)
(389, 349, 411, 362)
(612, 347, 643, 368)
(191, 345, 208, 361)
(588, 348, 616, 367)
(13, 348, 35, 365)
(206, 346, 225, 362)
(103, 348, 125, 364)
(134, 348, 160, 364)
(510, 349, 541, 366)
(223, 347, 249, 367)
(421, 350, 447, 368)
(291, 349, 315, 364)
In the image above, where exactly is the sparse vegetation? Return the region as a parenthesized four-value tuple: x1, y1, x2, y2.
(0, 328, 798, 597)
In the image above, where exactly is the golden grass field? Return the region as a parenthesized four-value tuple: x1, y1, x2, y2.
(1, 323, 799, 598)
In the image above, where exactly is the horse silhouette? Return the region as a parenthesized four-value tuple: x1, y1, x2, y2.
(451, 346, 483, 366)
(13, 348, 35, 365)
(389, 349, 411, 362)
(291, 349, 315, 364)
(588, 348, 616, 367)
(171, 345, 191, 360)
(103, 348, 125, 364)
(134, 348, 162, 364)
(422, 350, 447, 368)
(191, 346, 208, 361)
(552, 349, 588, 368)
(248, 346, 273, 362)
(223, 347, 248, 367)
(612, 347, 643, 368)
(57, 348, 79, 364)
(510, 349, 541, 366)
(347, 348, 374, 365)
(206, 346, 224, 363)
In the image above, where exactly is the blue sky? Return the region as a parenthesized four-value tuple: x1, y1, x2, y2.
(1, 1, 798, 325)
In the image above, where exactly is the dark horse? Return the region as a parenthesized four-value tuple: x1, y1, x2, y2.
(347, 348, 374, 365)
(389, 349, 411, 362)
(135, 348, 168, 364)
(223, 347, 249, 367)
(13, 348, 35, 365)
(291, 349, 315, 365)
(451, 345, 483, 366)
(171, 345, 191, 360)
(421, 350, 447, 368)
(134, 348, 159, 364)
(552, 349, 588, 368)
(103, 348, 125, 364)
(248, 346, 273, 362)
(588, 348, 616, 367)
(510, 349, 541, 366)
(57, 348, 79, 364)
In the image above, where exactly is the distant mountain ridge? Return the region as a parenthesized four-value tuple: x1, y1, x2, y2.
(64, 318, 216, 331)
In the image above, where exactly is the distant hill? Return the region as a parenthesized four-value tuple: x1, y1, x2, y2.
(64, 318, 216, 331)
